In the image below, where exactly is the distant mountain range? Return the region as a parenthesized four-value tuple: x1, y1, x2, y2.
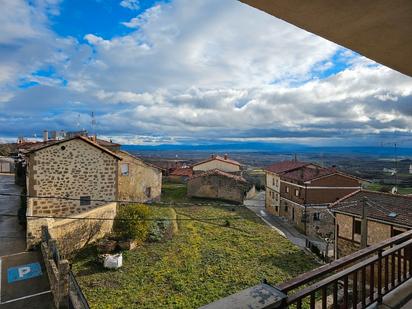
(122, 142, 412, 157)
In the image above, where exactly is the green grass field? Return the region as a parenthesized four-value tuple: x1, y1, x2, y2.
(366, 182, 412, 195)
(72, 185, 318, 308)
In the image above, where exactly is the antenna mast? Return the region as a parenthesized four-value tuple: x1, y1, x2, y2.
(91, 112, 97, 138)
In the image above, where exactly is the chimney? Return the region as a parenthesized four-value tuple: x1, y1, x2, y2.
(43, 130, 48, 142)
(224, 154, 228, 160)
(211, 154, 215, 159)
(50, 130, 57, 140)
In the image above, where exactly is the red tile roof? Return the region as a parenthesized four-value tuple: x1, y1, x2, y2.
(95, 138, 121, 148)
(265, 160, 310, 174)
(192, 155, 241, 167)
(170, 167, 193, 177)
(190, 169, 246, 182)
(282, 166, 337, 182)
(330, 190, 412, 228)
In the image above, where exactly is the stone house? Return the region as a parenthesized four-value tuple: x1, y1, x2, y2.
(265, 160, 364, 238)
(187, 169, 255, 204)
(115, 150, 162, 203)
(331, 190, 412, 258)
(192, 154, 241, 174)
(25, 136, 121, 248)
(167, 167, 193, 183)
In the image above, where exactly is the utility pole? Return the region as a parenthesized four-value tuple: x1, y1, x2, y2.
(394, 142, 398, 192)
(361, 197, 368, 249)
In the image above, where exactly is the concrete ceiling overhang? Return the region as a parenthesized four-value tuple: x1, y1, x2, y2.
(239, 0, 412, 77)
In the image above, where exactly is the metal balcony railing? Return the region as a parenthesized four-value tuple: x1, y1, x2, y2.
(277, 229, 412, 308)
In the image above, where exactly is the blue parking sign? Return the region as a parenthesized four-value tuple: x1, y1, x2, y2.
(7, 262, 42, 283)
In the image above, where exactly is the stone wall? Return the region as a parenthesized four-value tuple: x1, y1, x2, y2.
(27, 138, 118, 217)
(27, 202, 117, 250)
(26, 138, 119, 247)
(304, 207, 334, 238)
(116, 151, 162, 203)
(278, 198, 334, 237)
(187, 174, 249, 204)
(336, 212, 410, 258)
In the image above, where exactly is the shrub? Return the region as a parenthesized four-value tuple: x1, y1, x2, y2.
(148, 220, 171, 242)
(147, 208, 178, 242)
(113, 204, 152, 241)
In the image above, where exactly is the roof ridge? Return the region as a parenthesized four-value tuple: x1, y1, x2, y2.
(27, 136, 122, 160)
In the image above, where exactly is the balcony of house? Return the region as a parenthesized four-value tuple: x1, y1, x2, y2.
(202, 229, 412, 309)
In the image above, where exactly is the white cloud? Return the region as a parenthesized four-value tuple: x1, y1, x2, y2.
(1, 0, 412, 146)
(120, 0, 140, 10)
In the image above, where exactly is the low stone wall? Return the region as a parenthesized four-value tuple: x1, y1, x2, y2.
(27, 202, 117, 252)
(41, 233, 70, 308)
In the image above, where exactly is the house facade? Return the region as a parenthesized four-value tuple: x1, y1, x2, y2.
(192, 154, 241, 174)
(25, 136, 121, 247)
(331, 190, 412, 258)
(116, 150, 162, 203)
(187, 169, 254, 204)
(265, 160, 363, 237)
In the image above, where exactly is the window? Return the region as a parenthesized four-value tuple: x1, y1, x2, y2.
(276, 179, 279, 187)
(145, 187, 152, 198)
(275, 206, 279, 212)
(285, 186, 289, 193)
(354, 219, 362, 235)
(272, 191, 275, 200)
(295, 189, 299, 197)
(272, 177, 275, 186)
(275, 193, 278, 201)
(80, 196, 91, 206)
(285, 205, 288, 212)
(313, 212, 320, 221)
(121, 163, 129, 176)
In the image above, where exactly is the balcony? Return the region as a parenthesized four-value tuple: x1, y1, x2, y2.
(202, 229, 412, 308)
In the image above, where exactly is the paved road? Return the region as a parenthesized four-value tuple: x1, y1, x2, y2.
(244, 191, 330, 255)
(0, 175, 25, 256)
(0, 175, 54, 308)
(244, 191, 307, 249)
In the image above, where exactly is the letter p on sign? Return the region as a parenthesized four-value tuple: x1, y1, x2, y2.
(18, 266, 31, 278)
(7, 262, 42, 283)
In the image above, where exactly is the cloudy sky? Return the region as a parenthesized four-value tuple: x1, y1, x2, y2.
(1, 0, 412, 146)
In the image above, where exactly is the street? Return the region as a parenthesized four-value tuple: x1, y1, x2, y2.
(0, 175, 53, 308)
(244, 191, 331, 257)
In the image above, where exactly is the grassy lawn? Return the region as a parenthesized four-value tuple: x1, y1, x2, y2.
(72, 186, 319, 308)
(365, 182, 412, 195)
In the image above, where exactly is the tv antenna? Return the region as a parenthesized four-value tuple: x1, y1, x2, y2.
(91, 112, 97, 137)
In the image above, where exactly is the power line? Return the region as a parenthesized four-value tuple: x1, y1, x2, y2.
(0, 212, 258, 222)
(0, 192, 268, 209)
